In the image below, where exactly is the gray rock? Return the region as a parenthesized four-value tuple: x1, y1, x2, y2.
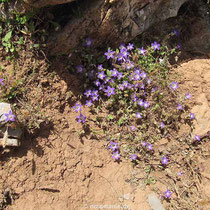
(0, 103, 12, 125)
(0, 126, 22, 139)
(123, 193, 130, 200)
(148, 192, 165, 210)
(0, 138, 19, 147)
(0, 103, 21, 147)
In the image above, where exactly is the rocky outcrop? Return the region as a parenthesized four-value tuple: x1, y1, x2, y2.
(23, 0, 76, 8)
(47, 0, 189, 55)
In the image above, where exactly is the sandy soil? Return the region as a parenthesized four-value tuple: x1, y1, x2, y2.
(0, 57, 210, 210)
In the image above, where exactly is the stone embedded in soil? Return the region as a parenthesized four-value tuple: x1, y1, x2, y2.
(191, 93, 210, 136)
(0, 102, 22, 147)
(0, 102, 11, 125)
(148, 192, 165, 210)
(0, 126, 22, 139)
(0, 138, 19, 147)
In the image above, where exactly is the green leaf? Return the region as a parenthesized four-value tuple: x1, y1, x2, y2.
(107, 114, 114, 121)
(106, 70, 111, 77)
(97, 56, 105, 63)
(117, 118, 124, 126)
(3, 31, 12, 42)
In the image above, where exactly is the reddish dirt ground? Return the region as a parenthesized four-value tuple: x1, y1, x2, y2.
(0, 57, 210, 210)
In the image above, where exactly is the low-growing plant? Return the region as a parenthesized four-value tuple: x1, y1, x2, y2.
(69, 36, 205, 204)
(71, 36, 201, 169)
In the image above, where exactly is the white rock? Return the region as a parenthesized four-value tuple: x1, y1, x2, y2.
(148, 192, 165, 210)
(0, 102, 11, 125)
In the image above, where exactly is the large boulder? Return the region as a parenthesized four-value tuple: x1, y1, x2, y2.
(47, 0, 189, 55)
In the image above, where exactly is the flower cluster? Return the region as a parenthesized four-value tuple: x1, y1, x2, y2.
(109, 141, 120, 160)
(142, 141, 153, 151)
(73, 102, 87, 124)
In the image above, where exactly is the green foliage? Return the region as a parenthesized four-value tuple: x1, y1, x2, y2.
(0, 7, 41, 59)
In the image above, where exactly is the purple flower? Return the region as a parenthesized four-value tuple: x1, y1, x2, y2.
(84, 89, 92, 97)
(4, 110, 15, 122)
(177, 171, 182, 176)
(122, 81, 129, 88)
(112, 151, 120, 160)
(170, 81, 179, 90)
(172, 29, 179, 36)
(138, 47, 146, 55)
(127, 43, 134, 51)
(147, 78, 151, 84)
(151, 41, 160, 50)
(133, 73, 141, 81)
(131, 94, 138, 102)
(117, 72, 124, 80)
(104, 77, 110, 84)
(130, 125, 136, 131)
(161, 156, 168, 165)
(105, 49, 115, 60)
(137, 99, 144, 106)
(119, 43, 126, 50)
(127, 83, 134, 89)
(142, 141, 147, 147)
(189, 113, 195, 119)
(144, 102, 149, 108)
(125, 61, 134, 70)
(105, 86, 115, 97)
(134, 68, 141, 74)
(76, 113, 86, 123)
(110, 69, 119, 77)
(160, 122, 165, 129)
(164, 190, 172, 198)
(94, 79, 101, 87)
(73, 103, 82, 112)
(0, 79, 4, 85)
(76, 65, 84, 73)
(97, 71, 106, 80)
(185, 93, 192, 99)
(85, 100, 93, 107)
(117, 53, 124, 61)
(98, 64, 103, 70)
(85, 38, 93, 47)
(195, 134, 200, 141)
(99, 84, 105, 91)
(118, 84, 124, 90)
(177, 43, 181, 49)
(140, 83, 145, 89)
(141, 72, 147, 79)
(135, 112, 142, 119)
(147, 144, 153, 150)
(92, 95, 99, 101)
(177, 104, 183, 110)
(91, 90, 98, 96)
(152, 87, 158, 92)
(130, 154, 137, 161)
(121, 48, 129, 58)
(109, 141, 119, 151)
